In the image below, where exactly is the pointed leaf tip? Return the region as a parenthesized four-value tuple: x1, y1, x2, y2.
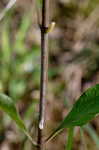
(0, 93, 26, 131)
(46, 84, 99, 142)
(0, 93, 37, 146)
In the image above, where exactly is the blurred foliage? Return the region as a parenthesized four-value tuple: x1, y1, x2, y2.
(0, 12, 40, 101)
(0, 11, 40, 149)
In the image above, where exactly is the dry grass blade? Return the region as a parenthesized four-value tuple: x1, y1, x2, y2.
(0, 0, 17, 21)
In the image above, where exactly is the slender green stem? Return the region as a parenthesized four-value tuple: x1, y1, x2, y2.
(80, 127, 88, 150)
(84, 124, 99, 149)
(66, 127, 74, 150)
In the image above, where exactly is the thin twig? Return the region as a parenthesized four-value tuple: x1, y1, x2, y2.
(37, 0, 49, 150)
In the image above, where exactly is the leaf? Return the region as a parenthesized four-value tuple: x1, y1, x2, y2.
(0, 93, 37, 146)
(46, 84, 99, 142)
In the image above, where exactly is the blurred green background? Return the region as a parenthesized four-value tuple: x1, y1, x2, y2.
(0, 0, 99, 150)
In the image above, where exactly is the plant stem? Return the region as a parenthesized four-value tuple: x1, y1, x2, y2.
(84, 124, 99, 149)
(66, 127, 74, 150)
(80, 127, 88, 150)
(37, 0, 49, 150)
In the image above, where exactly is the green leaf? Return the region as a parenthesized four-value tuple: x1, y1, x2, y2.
(46, 84, 99, 142)
(0, 93, 25, 130)
(0, 93, 37, 146)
